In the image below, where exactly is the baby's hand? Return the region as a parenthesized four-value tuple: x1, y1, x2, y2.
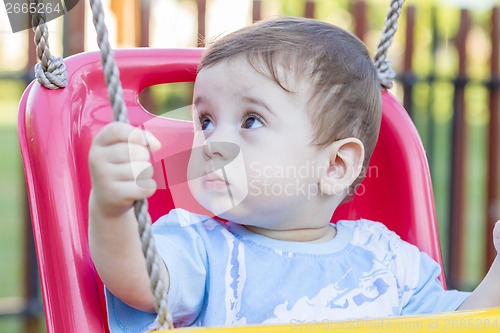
(88, 122, 161, 219)
(494, 220, 500, 255)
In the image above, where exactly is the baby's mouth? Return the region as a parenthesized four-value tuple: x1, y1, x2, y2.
(201, 172, 230, 191)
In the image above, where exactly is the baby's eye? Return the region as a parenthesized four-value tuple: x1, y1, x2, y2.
(241, 113, 264, 129)
(199, 115, 214, 131)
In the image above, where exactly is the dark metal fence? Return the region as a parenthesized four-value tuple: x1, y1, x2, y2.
(382, 5, 499, 289)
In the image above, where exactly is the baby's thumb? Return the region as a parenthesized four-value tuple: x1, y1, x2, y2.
(494, 220, 500, 254)
(144, 131, 162, 151)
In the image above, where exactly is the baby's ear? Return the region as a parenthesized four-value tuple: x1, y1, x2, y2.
(319, 138, 365, 196)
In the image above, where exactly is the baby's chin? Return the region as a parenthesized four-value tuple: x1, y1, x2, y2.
(194, 190, 294, 227)
(192, 194, 240, 220)
(197, 200, 255, 225)
(205, 204, 247, 222)
(191, 186, 250, 218)
(211, 209, 281, 230)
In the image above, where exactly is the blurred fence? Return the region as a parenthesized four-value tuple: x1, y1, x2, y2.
(0, 0, 499, 331)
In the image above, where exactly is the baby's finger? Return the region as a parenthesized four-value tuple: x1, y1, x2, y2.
(118, 179, 157, 199)
(94, 123, 161, 151)
(100, 162, 151, 182)
(101, 179, 157, 208)
(94, 122, 136, 146)
(135, 163, 154, 181)
(493, 220, 500, 253)
(128, 142, 152, 163)
(128, 127, 161, 151)
(130, 161, 154, 183)
(143, 131, 161, 152)
(92, 142, 150, 164)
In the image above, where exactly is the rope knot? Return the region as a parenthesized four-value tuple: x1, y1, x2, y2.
(34, 56, 68, 89)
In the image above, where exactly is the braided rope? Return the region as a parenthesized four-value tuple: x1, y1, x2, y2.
(373, 0, 405, 89)
(31, 0, 68, 89)
(88, 0, 173, 329)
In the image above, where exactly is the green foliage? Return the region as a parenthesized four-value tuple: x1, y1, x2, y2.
(0, 126, 22, 298)
(141, 83, 194, 120)
(0, 126, 24, 332)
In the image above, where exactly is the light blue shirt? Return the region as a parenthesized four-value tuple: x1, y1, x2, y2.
(105, 209, 469, 332)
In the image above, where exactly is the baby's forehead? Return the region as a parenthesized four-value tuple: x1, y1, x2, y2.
(197, 55, 313, 96)
(193, 57, 314, 122)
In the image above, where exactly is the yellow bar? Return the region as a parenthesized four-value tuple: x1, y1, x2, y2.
(154, 308, 500, 333)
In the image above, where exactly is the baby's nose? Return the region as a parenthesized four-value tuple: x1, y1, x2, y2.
(202, 141, 240, 163)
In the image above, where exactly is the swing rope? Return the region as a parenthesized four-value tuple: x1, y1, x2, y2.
(373, 0, 405, 89)
(31, 0, 67, 89)
(88, 0, 173, 329)
(30, 0, 173, 329)
(30, 0, 406, 330)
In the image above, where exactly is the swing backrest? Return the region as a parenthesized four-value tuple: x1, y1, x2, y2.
(18, 48, 444, 333)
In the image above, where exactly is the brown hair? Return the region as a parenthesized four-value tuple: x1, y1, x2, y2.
(199, 16, 382, 196)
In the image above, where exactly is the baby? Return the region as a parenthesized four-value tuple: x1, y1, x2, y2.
(88, 17, 500, 332)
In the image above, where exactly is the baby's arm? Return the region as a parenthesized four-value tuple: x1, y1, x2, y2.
(458, 220, 500, 310)
(88, 122, 168, 312)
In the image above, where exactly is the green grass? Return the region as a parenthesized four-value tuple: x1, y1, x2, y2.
(0, 126, 22, 297)
(0, 78, 46, 331)
(0, 78, 24, 332)
(0, 125, 25, 332)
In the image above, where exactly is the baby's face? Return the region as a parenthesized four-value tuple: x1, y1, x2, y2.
(187, 57, 328, 228)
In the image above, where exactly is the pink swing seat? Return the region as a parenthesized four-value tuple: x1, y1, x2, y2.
(18, 48, 444, 332)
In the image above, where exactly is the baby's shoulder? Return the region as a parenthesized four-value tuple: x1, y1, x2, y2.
(338, 218, 398, 237)
(337, 219, 408, 253)
(153, 209, 225, 233)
